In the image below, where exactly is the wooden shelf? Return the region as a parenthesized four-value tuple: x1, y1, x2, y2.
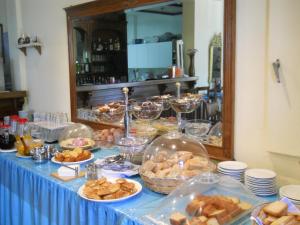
(17, 43, 42, 56)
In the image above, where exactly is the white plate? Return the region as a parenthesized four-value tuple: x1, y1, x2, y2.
(16, 153, 32, 158)
(218, 171, 244, 176)
(217, 167, 246, 173)
(218, 161, 248, 171)
(51, 154, 94, 165)
(218, 169, 244, 174)
(77, 178, 142, 203)
(245, 169, 276, 179)
(245, 179, 276, 187)
(0, 148, 17, 153)
(255, 192, 277, 197)
(279, 185, 300, 201)
(246, 185, 276, 190)
(246, 186, 277, 192)
(245, 176, 276, 181)
(245, 180, 276, 186)
(279, 196, 300, 205)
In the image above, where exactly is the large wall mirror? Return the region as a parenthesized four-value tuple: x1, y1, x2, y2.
(65, 0, 236, 160)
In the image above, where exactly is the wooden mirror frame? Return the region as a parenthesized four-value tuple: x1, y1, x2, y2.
(65, 0, 236, 161)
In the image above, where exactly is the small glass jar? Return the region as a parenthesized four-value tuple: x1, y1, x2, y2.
(0, 124, 16, 150)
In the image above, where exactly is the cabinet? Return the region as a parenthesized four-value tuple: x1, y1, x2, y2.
(128, 41, 172, 68)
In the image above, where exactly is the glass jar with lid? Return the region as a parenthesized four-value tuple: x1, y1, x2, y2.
(0, 124, 16, 150)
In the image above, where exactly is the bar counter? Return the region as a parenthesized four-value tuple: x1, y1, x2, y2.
(76, 77, 198, 92)
(0, 148, 276, 225)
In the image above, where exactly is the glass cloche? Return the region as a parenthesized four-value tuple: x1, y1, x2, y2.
(58, 123, 95, 149)
(140, 131, 216, 194)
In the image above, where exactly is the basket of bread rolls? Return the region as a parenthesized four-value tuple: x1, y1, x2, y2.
(139, 131, 216, 194)
(251, 200, 300, 225)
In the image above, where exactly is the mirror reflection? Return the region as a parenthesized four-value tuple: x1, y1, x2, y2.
(73, 0, 224, 147)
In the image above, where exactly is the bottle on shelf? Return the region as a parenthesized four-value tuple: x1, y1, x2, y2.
(114, 38, 121, 51)
(81, 61, 85, 74)
(104, 41, 108, 51)
(93, 40, 97, 51)
(109, 39, 114, 51)
(97, 38, 103, 52)
(76, 60, 81, 74)
(84, 57, 90, 73)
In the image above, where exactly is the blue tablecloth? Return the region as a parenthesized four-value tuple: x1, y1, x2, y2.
(0, 148, 277, 225)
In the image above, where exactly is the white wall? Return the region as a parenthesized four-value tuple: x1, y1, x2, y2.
(235, 0, 300, 185)
(0, 0, 7, 90)
(126, 11, 182, 44)
(194, 0, 223, 87)
(6, 0, 92, 113)
(0, 0, 7, 32)
(5, 0, 300, 184)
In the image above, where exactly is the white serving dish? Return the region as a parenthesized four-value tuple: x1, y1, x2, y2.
(77, 178, 142, 203)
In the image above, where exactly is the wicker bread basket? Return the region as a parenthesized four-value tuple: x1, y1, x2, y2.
(140, 162, 216, 194)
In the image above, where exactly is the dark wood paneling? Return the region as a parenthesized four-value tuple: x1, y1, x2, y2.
(0, 91, 27, 119)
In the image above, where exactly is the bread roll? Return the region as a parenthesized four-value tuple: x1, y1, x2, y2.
(170, 212, 187, 225)
(207, 218, 220, 225)
(186, 200, 205, 216)
(264, 201, 288, 217)
(270, 216, 294, 225)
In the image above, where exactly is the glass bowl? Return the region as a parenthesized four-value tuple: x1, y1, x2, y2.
(95, 102, 125, 123)
(184, 119, 212, 139)
(140, 131, 216, 194)
(117, 136, 150, 165)
(152, 118, 178, 135)
(147, 94, 172, 111)
(132, 101, 163, 121)
(170, 97, 200, 113)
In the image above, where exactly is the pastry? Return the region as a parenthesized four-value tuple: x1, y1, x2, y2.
(186, 200, 205, 216)
(263, 201, 288, 217)
(170, 212, 187, 225)
(60, 138, 95, 149)
(170, 195, 252, 225)
(82, 178, 137, 200)
(54, 147, 91, 162)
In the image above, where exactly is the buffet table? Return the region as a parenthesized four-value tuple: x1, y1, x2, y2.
(0, 148, 276, 225)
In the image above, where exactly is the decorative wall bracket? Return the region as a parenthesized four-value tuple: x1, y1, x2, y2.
(17, 43, 42, 56)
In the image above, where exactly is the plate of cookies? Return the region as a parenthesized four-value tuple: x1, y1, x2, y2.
(52, 147, 94, 165)
(77, 177, 142, 203)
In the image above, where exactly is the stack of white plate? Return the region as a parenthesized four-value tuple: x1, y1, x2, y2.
(217, 161, 248, 182)
(245, 169, 277, 196)
(279, 185, 300, 205)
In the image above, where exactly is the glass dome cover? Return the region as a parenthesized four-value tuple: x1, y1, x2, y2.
(59, 123, 95, 149)
(140, 131, 215, 194)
